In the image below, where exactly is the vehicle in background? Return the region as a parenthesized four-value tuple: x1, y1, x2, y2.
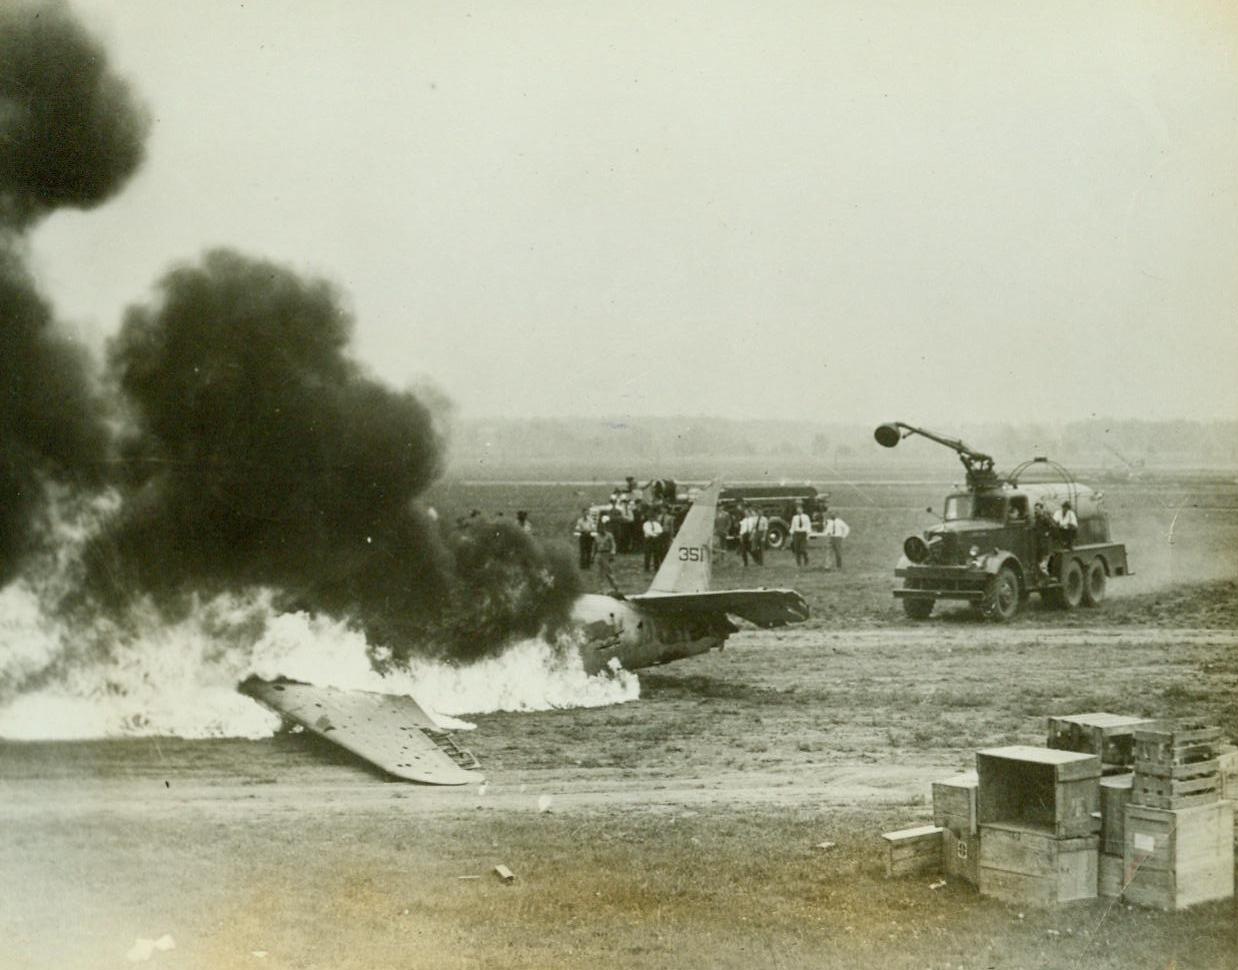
(716, 484, 829, 550)
(874, 421, 1131, 621)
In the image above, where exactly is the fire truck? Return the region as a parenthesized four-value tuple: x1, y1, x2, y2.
(874, 422, 1131, 621)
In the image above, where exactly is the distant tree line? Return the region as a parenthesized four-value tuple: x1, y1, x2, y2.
(448, 417, 1238, 471)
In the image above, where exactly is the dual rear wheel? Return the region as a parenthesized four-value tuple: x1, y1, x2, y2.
(1046, 556, 1106, 609)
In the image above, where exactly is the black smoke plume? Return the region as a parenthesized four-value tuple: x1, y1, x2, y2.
(90, 249, 580, 662)
(0, 0, 149, 584)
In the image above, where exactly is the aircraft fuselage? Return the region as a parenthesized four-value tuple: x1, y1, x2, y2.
(570, 593, 736, 675)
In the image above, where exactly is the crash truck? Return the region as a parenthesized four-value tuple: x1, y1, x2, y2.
(874, 422, 1131, 621)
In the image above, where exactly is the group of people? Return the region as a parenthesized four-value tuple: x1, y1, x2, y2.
(574, 503, 679, 592)
(788, 502, 849, 569)
(454, 509, 535, 534)
(718, 502, 850, 570)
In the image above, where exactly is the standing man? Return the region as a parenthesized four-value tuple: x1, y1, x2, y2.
(595, 517, 619, 593)
(823, 511, 850, 571)
(789, 501, 812, 567)
(738, 505, 757, 567)
(573, 506, 595, 570)
(642, 512, 664, 573)
(753, 508, 769, 565)
(659, 504, 676, 566)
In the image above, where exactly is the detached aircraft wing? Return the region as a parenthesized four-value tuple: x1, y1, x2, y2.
(239, 676, 481, 785)
(628, 589, 809, 628)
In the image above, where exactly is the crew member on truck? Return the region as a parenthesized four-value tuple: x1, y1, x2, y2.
(1054, 501, 1078, 549)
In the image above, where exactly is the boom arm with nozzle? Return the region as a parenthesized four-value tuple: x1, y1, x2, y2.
(874, 421, 998, 488)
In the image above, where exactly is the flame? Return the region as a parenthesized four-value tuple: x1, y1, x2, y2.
(0, 585, 639, 741)
(0, 485, 638, 741)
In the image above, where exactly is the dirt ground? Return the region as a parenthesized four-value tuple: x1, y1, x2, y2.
(3, 472, 1237, 969)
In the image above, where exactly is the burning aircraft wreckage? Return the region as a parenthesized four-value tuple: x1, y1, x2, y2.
(239, 482, 809, 784)
(0, 2, 808, 784)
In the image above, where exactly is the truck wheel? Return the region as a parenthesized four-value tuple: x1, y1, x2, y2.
(1059, 558, 1085, 609)
(1082, 558, 1107, 607)
(983, 565, 1021, 622)
(902, 597, 934, 620)
(766, 521, 788, 550)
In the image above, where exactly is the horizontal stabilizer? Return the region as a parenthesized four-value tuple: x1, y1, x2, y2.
(628, 588, 809, 628)
(239, 677, 481, 785)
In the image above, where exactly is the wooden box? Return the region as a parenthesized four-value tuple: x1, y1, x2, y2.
(1100, 773, 1133, 856)
(1131, 768, 1220, 809)
(932, 770, 978, 836)
(1098, 852, 1127, 898)
(1123, 801, 1234, 911)
(882, 824, 943, 878)
(944, 828, 981, 886)
(977, 746, 1101, 838)
(1047, 713, 1152, 766)
(978, 823, 1098, 905)
(1218, 744, 1238, 801)
(1133, 721, 1222, 769)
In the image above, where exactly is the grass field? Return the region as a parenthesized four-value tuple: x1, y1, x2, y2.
(3, 468, 1237, 969)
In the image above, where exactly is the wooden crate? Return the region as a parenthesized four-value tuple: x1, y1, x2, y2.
(977, 746, 1101, 838)
(1218, 744, 1238, 801)
(1100, 773, 1133, 856)
(882, 825, 943, 878)
(1133, 721, 1222, 769)
(1047, 713, 1152, 766)
(944, 828, 980, 886)
(1098, 852, 1127, 898)
(1123, 801, 1234, 911)
(1131, 771, 1220, 810)
(978, 823, 1098, 905)
(932, 770, 978, 836)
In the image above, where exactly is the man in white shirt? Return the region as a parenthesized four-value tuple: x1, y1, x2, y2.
(642, 513, 664, 572)
(789, 501, 812, 567)
(1053, 501, 1078, 549)
(823, 512, 850, 571)
(737, 505, 759, 567)
(572, 506, 596, 570)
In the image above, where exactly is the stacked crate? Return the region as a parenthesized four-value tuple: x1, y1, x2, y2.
(1047, 713, 1151, 771)
(1046, 712, 1152, 897)
(1098, 773, 1133, 896)
(1122, 721, 1234, 910)
(975, 746, 1101, 905)
(932, 770, 979, 885)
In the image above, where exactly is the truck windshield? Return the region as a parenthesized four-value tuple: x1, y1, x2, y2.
(944, 496, 971, 520)
(944, 494, 1005, 521)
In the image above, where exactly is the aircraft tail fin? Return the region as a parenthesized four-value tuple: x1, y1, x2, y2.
(647, 479, 721, 594)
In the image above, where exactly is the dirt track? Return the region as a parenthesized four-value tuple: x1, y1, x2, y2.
(4, 616, 1237, 970)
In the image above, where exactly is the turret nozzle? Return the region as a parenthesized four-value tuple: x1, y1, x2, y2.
(874, 423, 902, 448)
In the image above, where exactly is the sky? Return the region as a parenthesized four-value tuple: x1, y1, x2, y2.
(28, 0, 1238, 424)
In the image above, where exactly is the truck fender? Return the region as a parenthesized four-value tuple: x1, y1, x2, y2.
(981, 551, 1026, 589)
